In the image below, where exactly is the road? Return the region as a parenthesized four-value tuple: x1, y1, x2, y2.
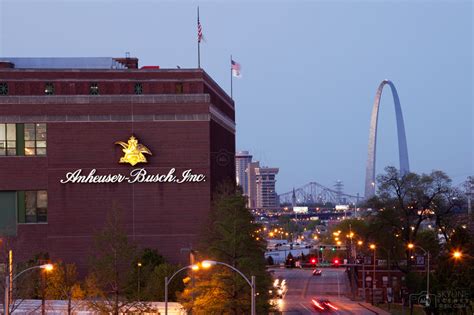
(273, 267, 376, 314)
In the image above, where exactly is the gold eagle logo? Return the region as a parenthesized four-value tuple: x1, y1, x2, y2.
(115, 136, 152, 166)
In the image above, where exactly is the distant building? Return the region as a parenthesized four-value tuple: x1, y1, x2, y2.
(246, 161, 260, 209)
(239, 154, 280, 210)
(235, 151, 252, 196)
(255, 167, 279, 209)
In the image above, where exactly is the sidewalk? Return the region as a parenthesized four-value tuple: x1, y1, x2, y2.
(358, 302, 392, 315)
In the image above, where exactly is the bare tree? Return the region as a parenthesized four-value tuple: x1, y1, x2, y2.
(45, 262, 84, 314)
(84, 208, 146, 314)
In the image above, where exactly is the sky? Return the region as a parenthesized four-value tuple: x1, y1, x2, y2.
(1, 0, 472, 196)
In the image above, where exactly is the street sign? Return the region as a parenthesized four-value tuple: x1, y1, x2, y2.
(416, 256, 425, 265)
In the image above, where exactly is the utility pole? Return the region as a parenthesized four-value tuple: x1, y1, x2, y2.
(4, 250, 12, 315)
(8, 250, 12, 307)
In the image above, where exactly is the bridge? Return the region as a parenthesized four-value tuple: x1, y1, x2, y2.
(279, 181, 361, 206)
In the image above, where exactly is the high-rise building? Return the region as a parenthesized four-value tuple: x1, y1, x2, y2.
(255, 167, 279, 209)
(246, 161, 260, 209)
(235, 151, 252, 196)
(0, 57, 235, 269)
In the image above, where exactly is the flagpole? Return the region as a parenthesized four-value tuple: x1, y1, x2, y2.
(230, 55, 233, 99)
(197, 7, 201, 68)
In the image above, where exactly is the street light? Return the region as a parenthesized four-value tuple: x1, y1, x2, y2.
(164, 264, 200, 315)
(4, 264, 54, 315)
(201, 260, 256, 315)
(201, 261, 213, 269)
(137, 262, 142, 300)
(369, 244, 376, 305)
(407, 243, 430, 306)
(452, 250, 462, 259)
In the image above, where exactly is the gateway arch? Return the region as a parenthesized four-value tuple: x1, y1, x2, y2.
(365, 80, 410, 198)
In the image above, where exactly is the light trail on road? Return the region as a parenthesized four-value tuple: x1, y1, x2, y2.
(272, 267, 377, 314)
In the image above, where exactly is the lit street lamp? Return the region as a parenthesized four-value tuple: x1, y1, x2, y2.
(452, 250, 462, 259)
(4, 264, 54, 315)
(369, 244, 376, 305)
(408, 243, 430, 306)
(137, 262, 142, 300)
(164, 261, 256, 315)
(164, 264, 202, 315)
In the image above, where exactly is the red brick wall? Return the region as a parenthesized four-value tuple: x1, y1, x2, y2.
(0, 69, 235, 271)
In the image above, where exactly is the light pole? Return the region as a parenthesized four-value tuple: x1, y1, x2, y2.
(369, 244, 376, 305)
(137, 262, 142, 301)
(201, 260, 256, 315)
(4, 264, 53, 315)
(164, 264, 200, 315)
(408, 243, 430, 306)
(357, 240, 364, 299)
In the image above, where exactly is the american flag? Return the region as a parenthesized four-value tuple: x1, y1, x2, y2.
(197, 17, 203, 43)
(231, 60, 241, 77)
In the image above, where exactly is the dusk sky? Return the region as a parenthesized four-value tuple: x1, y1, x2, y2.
(1, 0, 472, 196)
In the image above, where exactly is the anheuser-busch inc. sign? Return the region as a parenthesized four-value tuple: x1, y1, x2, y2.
(60, 135, 205, 184)
(60, 168, 205, 184)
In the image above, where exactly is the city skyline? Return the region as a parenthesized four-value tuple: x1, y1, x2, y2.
(1, 0, 472, 196)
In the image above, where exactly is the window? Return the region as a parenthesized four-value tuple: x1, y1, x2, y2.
(89, 82, 99, 95)
(0, 124, 17, 156)
(134, 82, 143, 95)
(175, 83, 183, 94)
(0, 82, 8, 95)
(24, 191, 47, 223)
(0, 192, 17, 235)
(44, 82, 55, 95)
(25, 123, 47, 155)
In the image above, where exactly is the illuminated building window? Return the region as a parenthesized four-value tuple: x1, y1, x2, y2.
(0, 82, 8, 95)
(134, 82, 143, 95)
(89, 82, 99, 95)
(0, 123, 17, 156)
(44, 82, 55, 95)
(23, 190, 48, 223)
(24, 123, 47, 156)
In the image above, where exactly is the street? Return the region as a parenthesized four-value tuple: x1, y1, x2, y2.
(273, 268, 376, 315)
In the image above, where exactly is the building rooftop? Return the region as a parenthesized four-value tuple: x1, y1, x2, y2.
(0, 57, 133, 69)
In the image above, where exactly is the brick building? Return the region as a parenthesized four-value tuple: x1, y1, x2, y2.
(0, 57, 235, 268)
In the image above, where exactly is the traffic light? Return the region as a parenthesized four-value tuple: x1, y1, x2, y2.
(311, 258, 317, 264)
(332, 247, 336, 251)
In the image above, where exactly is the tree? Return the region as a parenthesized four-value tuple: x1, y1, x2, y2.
(0, 249, 51, 314)
(364, 166, 472, 298)
(85, 208, 140, 314)
(368, 167, 463, 271)
(432, 226, 474, 293)
(178, 183, 274, 314)
(45, 262, 84, 315)
(127, 248, 166, 300)
(143, 263, 185, 301)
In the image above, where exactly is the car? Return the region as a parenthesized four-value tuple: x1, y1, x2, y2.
(311, 299, 339, 312)
(312, 269, 322, 276)
(273, 279, 287, 299)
